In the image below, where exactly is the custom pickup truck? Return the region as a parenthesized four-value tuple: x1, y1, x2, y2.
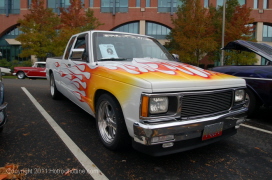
(46, 30, 247, 156)
(13, 62, 46, 79)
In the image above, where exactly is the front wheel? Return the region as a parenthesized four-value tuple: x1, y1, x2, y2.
(245, 88, 261, 117)
(96, 94, 130, 150)
(17, 71, 25, 79)
(50, 73, 61, 99)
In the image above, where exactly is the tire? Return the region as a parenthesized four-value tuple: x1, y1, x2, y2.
(50, 73, 61, 100)
(17, 71, 25, 79)
(245, 88, 260, 117)
(96, 94, 130, 150)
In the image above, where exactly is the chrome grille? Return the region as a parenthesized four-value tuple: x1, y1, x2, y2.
(180, 90, 233, 119)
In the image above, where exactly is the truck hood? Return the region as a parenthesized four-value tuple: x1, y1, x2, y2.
(95, 58, 245, 92)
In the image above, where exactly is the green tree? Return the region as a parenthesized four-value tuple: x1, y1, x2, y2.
(209, 0, 257, 65)
(167, 0, 217, 66)
(16, 0, 60, 61)
(52, 0, 103, 56)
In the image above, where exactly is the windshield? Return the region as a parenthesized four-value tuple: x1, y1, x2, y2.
(92, 32, 174, 61)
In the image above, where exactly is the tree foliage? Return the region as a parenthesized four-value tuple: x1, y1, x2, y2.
(52, 0, 103, 56)
(16, 0, 102, 59)
(16, 0, 60, 61)
(167, 0, 257, 66)
(167, 0, 217, 66)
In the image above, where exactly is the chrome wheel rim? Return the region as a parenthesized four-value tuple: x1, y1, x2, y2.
(97, 101, 117, 144)
(17, 72, 24, 79)
(245, 93, 250, 108)
(50, 76, 55, 96)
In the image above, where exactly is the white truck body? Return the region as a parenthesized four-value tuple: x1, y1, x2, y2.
(46, 30, 247, 156)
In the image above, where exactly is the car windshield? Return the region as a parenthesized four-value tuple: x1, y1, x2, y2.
(93, 32, 174, 61)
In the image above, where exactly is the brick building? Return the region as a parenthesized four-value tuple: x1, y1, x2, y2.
(0, 0, 272, 64)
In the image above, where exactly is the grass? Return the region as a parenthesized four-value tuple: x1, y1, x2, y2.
(2, 75, 17, 79)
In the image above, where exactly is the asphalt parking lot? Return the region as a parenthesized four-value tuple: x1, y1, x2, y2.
(1, 79, 272, 180)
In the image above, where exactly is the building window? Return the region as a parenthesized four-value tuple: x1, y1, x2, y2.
(146, 22, 171, 39)
(0, 0, 20, 15)
(263, 24, 272, 42)
(90, 0, 93, 7)
(263, 0, 268, 9)
(112, 22, 139, 34)
(101, 0, 128, 14)
(0, 0, 5, 14)
(0, 27, 29, 62)
(136, 0, 140, 7)
(238, 0, 245, 5)
(253, 0, 258, 8)
(146, 0, 150, 7)
(158, 0, 182, 14)
(217, 0, 224, 7)
(204, 0, 209, 8)
(48, 0, 84, 14)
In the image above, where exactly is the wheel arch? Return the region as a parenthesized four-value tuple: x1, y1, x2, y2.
(246, 84, 263, 105)
(94, 89, 123, 113)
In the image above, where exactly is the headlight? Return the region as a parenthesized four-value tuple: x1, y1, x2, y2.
(235, 89, 245, 102)
(149, 97, 168, 114)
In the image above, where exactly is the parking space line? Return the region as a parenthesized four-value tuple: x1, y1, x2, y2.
(21, 87, 108, 180)
(241, 124, 272, 135)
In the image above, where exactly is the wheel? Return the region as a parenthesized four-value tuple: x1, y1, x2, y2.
(245, 88, 261, 117)
(96, 94, 130, 150)
(17, 71, 25, 79)
(50, 73, 61, 99)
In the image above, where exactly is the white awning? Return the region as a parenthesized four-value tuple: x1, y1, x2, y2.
(5, 39, 21, 45)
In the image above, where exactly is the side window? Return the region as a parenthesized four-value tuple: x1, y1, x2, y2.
(70, 34, 89, 62)
(64, 37, 76, 59)
(37, 63, 45, 68)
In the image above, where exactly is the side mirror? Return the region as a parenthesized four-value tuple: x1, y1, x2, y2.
(70, 48, 85, 61)
(172, 54, 180, 62)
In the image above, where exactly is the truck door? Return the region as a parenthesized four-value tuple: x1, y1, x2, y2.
(60, 33, 93, 114)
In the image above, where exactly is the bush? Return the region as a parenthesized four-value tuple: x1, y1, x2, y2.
(0, 59, 32, 72)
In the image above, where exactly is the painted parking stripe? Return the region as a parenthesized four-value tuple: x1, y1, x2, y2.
(21, 87, 108, 180)
(241, 124, 272, 135)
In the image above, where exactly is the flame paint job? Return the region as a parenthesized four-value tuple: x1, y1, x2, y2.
(53, 58, 243, 113)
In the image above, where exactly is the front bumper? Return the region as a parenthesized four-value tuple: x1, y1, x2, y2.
(12, 73, 16, 76)
(0, 102, 8, 128)
(133, 107, 247, 156)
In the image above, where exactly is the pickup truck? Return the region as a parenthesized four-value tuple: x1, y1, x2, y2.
(13, 62, 46, 79)
(46, 30, 247, 156)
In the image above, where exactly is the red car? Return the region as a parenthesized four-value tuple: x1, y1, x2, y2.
(13, 62, 46, 79)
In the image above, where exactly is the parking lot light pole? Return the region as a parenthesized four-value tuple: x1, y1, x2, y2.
(220, 0, 226, 66)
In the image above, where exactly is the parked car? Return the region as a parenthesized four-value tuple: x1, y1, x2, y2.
(0, 69, 8, 132)
(13, 62, 46, 79)
(0, 67, 11, 76)
(212, 40, 272, 117)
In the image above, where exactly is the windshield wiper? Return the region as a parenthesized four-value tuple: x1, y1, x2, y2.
(97, 58, 130, 61)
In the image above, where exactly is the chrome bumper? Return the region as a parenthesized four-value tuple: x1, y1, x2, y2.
(133, 107, 247, 145)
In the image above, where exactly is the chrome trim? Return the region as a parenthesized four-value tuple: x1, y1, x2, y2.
(240, 77, 272, 81)
(0, 102, 7, 111)
(140, 87, 246, 122)
(134, 107, 247, 145)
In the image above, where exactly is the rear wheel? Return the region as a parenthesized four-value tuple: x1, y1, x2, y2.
(17, 71, 25, 79)
(96, 94, 130, 150)
(50, 73, 61, 99)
